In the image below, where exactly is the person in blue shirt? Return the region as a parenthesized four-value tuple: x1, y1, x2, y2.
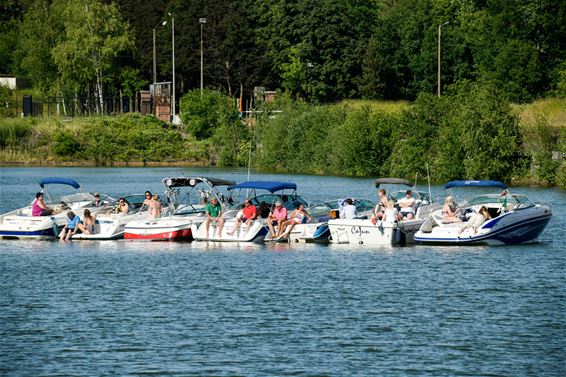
(59, 210, 87, 241)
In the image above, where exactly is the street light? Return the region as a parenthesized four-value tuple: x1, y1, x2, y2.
(437, 21, 449, 97)
(306, 62, 313, 102)
(199, 18, 206, 96)
(152, 21, 167, 85)
(168, 12, 175, 120)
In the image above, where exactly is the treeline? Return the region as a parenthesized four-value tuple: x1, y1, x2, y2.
(253, 83, 565, 186)
(1, 0, 565, 104)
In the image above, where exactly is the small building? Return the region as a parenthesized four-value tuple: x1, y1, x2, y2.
(0, 76, 29, 90)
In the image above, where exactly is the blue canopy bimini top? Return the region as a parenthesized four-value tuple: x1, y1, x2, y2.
(227, 181, 297, 193)
(39, 177, 81, 189)
(444, 180, 507, 189)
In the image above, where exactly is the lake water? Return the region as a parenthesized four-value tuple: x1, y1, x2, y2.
(0, 167, 565, 376)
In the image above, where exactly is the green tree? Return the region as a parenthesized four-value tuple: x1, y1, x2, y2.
(179, 89, 239, 140)
(51, 0, 134, 113)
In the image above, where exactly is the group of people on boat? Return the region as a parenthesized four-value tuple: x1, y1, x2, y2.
(31, 189, 165, 240)
(368, 189, 417, 224)
(441, 195, 492, 234)
(202, 196, 312, 240)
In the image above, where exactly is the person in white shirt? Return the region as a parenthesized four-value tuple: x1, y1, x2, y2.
(340, 198, 358, 220)
(396, 190, 416, 220)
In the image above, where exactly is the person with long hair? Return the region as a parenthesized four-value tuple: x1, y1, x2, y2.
(442, 196, 461, 223)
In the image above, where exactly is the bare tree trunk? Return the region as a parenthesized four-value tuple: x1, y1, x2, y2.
(96, 71, 104, 115)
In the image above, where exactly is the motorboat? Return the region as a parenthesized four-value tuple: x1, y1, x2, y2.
(191, 181, 301, 242)
(328, 178, 439, 246)
(124, 177, 235, 241)
(414, 180, 552, 245)
(0, 177, 110, 240)
(72, 194, 169, 240)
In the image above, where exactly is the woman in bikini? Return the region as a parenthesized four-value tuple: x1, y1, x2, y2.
(279, 204, 311, 239)
(442, 196, 461, 223)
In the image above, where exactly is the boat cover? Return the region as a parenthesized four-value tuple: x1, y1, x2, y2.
(39, 177, 80, 189)
(375, 178, 412, 188)
(444, 180, 507, 189)
(228, 181, 297, 193)
(163, 177, 236, 188)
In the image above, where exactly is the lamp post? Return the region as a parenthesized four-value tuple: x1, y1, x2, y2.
(152, 21, 167, 85)
(169, 13, 175, 120)
(199, 18, 207, 96)
(437, 21, 449, 97)
(306, 62, 313, 102)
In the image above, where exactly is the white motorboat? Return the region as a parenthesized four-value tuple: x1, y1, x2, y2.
(414, 180, 552, 245)
(328, 178, 438, 246)
(191, 181, 299, 242)
(72, 194, 169, 240)
(0, 177, 109, 240)
(124, 177, 235, 241)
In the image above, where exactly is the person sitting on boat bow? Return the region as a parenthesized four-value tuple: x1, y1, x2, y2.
(279, 204, 311, 239)
(371, 189, 388, 224)
(82, 209, 97, 234)
(268, 201, 287, 239)
(59, 210, 89, 241)
(204, 197, 225, 238)
(396, 190, 416, 220)
(228, 199, 257, 236)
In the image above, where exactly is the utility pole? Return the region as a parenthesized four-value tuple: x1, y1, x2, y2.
(200, 18, 207, 96)
(438, 21, 449, 97)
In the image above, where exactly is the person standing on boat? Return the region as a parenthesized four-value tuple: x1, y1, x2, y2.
(149, 194, 162, 219)
(32, 192, 55, 216)
(340, 198, 358, 220)
(267, 201, 287, 238)
(228, 199, 257, 235)
(396, 190, 416, 220)
(143, 191, 152, 207)
(204, 197, 225, 238)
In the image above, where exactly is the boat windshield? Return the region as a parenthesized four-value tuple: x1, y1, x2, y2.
(59, 192, 96, 204)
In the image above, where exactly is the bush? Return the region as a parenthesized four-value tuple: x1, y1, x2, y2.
(52, 130, 80, 156)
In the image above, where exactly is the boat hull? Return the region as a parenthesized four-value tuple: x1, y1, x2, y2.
(328, 218, 424, 246)
(414, 206, 552, 245)
(286, 222, 331, 244)
(192, 220, 268, 243)
(124, 217, 197, 241)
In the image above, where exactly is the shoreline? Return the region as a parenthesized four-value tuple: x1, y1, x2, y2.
(0, 160, 561, 189)
(0, 160, 211, 168)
